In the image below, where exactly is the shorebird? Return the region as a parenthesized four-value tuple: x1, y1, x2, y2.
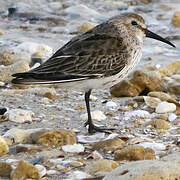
(12, 13, 175, 133)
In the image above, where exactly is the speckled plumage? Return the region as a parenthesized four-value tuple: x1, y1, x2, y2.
(12, 13, 145, 90)
(12, 13, 175, 133)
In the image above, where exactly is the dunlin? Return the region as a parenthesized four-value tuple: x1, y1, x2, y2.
(12, 13, 175, 133)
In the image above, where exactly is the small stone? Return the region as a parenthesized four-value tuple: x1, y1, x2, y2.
(71, 171, 92, 179)
(0, 60, 30, 82)
(144, 96, 161, 108)
(0, 162, 12, 177)
(92, 137, 125, 152)
(155, 101, 176, 113)
(147, 119, 170, 129)
(168, 113, 177, 121)
(35, 164, 46, 178)
(148, 91, 173, 102)
(0, 48, 31, 66)
(106, 101, 118, 109)
(70, 161, 84, 167)
(62, 144, 84, 153)
(0, 136, 9, 156)
(104, 160, 180, 180)
(0, 29, 4, 35)
(80, 110, 106, 121)
(3, 128, 49, 145)
(9, 144, 42, 154)
(87, 150, 103, 160)
(78, 22, 95, 33)
(41, 97, 50, 105)
(141, 0, 151, 4)
(36, 129, 77, 148)
(14, 42, 53, 59)
(168, 82, 180, 94)
(110, 70, 162, 97)
(10, 160, 40, 179)
(77, 133, 105, 143)
(172, 12, 180, 27)
(46, 170, 58, 175)
(139, 142, 166, 151)
(111, 80, 139, 97)
(159, 61, 180, 76)
(6, 108, 34, 123)
(87, 160, 119, 174)
(114, 145, 156, 161)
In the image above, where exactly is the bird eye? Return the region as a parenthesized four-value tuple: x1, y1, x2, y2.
(131, 21, 138, 26)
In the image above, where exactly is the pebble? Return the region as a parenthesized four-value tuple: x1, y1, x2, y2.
(159, 61, 180, 76)
(87, 150, 103, 160)
(36, 129, 77, 148)
(155, 101, 176, 113)
(13, 42, 53, 59)
(172, 12, 180, 27)
(168, 113, 177, 122)
(0, 136, 9, 156)
(147, 119, 170, 129)
(78, 22, 95, 33)
(0, 161, 12, 177)
(104, 159, 180, 180)
(6, 108, 34, 123)
(62, 144, 85, 153)
(10, 160, 40, 179)
(3, 128, 49, 144)
(77, 133, 105, 143)
(92, 137, 125, 152)
(80, 110, 106, 121)
(87, 160, 119, 174)
(46, 170, 58, 175)
(110, 70, 162, 97)
(114, 145, 156, 161)
(148, 91, 173, 102)
(144, 96, 161, 108)
(0, 48, 31, 65)
(35, 164, 46, 178)
(139, 142, 166, 151)
(0, 60, 30, 82)
(71, 171, 92, 180)
(70, 161, 84, 167)
(106, 101, 118, 109)
(124, 110, 150, 120)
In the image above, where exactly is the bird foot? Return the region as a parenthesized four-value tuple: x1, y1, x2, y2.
(87, 124, 116, 134)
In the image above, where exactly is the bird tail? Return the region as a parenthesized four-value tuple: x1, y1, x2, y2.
(11, 72, 97, 85)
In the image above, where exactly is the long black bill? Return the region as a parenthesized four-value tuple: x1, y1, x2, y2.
(145, 29, 176, 48)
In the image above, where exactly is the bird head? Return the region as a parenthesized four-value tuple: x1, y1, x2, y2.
(111, 13, 175, 48)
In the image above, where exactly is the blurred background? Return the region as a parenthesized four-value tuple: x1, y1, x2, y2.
(0, 0, 179, 68)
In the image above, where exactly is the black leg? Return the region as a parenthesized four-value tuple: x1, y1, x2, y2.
(84, 89, 116, 134)
(85, 89, 94, 133)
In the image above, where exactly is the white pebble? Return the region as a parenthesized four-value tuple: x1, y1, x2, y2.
(71, 170, 92, 179)
(77, 133, 105, 143)
(106, 101, 117, 109)
(35, 164, 46, 178)
(155, 101, 176, 113)
(80, 110, 106, 121)
(46, 170, 58, 175)
(5, 109, 34, 123)
(62, 144, 85, 153)
(124, 110, 150, 120)
(139, 142, 166, 151)
(168, 113, 177, 122)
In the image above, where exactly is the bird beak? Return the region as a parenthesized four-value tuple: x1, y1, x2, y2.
(145, 29, 176, 48)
